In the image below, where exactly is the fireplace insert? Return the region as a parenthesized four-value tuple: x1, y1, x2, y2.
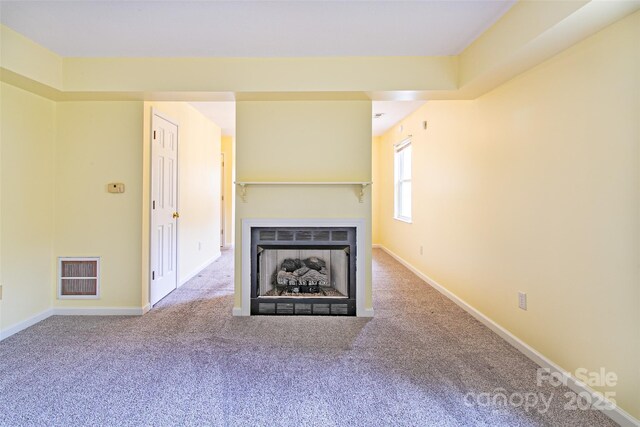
(250, 227, 356, 315)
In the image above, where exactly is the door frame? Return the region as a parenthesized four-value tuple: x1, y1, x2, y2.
(220, 152, 225, 248)
(149, 108, 180, 306)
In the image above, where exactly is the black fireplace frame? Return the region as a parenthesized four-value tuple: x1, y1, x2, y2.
(250, 226, 357, 316)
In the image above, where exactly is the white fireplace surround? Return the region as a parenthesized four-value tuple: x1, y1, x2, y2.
(235, 218, 372, 317)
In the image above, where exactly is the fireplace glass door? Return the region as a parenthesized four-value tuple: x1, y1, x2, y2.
(257, 248, 349, 298)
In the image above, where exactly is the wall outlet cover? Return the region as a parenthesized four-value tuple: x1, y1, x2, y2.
(518, 292, 527, 310)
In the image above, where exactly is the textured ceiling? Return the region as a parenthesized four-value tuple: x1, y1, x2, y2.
(1, 1, 514, 57)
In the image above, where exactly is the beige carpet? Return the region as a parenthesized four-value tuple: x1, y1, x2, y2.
(0, 248, 616, 426)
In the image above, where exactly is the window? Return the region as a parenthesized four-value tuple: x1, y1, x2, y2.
(394, 138, 412, 222)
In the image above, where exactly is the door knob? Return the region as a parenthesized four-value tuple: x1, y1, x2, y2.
(173, 212, 180, 219)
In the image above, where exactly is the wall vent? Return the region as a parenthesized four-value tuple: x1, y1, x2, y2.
(313, 231, 330, 241)
(58, 257, 100, 299)
(259, 230, 276, 241)
(295, 231, 312, 241)
(331, 230, 348, 241)
(277, 230, 295, 241)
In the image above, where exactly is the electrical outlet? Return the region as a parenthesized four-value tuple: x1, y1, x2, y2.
(198, 242, 202, 251)
(419, 245, 423, 255)
(518, 292, 527, 310)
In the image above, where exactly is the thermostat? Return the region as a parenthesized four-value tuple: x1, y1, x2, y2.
(108, 183, 125, 193)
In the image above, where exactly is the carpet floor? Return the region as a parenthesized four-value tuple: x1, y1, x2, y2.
(0, 248, 616, 426)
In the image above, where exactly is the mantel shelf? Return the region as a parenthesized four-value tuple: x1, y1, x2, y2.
(234, 181, 372, 203)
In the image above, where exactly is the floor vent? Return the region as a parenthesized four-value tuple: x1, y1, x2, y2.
(58, 257, 100, 299)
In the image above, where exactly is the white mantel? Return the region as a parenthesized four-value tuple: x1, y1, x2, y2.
(235, 218, 372, 317)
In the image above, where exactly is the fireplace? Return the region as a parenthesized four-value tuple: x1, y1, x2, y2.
(250, 227, 356, 315)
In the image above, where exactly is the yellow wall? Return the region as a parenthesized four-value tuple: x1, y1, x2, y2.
(371, 136, 381, 245)
(458, 0, 585, 87)
(0, 83, 56, 331)
(377, 12, 639, 418)
(55, 102, 144, 309)
(234, 100, 373, 309)
(0, 26, 63, 89)
(2, 94, 221, 316)
(62, 57, 456, 94)
(1, 6, 638, 419)
(141, 102, 222, 304)
(2, 2, 636, 103)
(221, 136, 235, 247)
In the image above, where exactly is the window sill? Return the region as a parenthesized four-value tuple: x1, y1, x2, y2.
(394, 216, 412, 224)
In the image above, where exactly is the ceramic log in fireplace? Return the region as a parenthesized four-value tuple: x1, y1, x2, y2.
(251, 227, 356, 315)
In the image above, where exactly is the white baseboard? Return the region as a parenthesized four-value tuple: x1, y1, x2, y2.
(0, 308, 54, 342)
(0, 304, 153, 342)
(377, 245, 639, 427)
(372, 243, 381, 249)
(52, 307, 146, 316)
(358, 307, 375, 317)
(179, 252, 221, 287)
(232, 306, 244, 316)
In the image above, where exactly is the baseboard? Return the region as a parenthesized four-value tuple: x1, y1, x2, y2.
(0, 304, 152, 342)
(358, 307, 375, 317)
(0, 308, 54, 342)
(377, 245, 639, 427)
(179, 252, 221, 287)
(52, 307, 146, 316)
(232, 306, 244, 316)
(372, 243, 381, 249)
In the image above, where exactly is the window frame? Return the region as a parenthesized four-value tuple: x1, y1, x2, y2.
(393, 137, 412, 223)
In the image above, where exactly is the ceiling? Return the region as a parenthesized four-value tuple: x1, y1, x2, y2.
(372, 101, 426, 137)
(1, 1, 514, 135)
(190, 102, 236, 137)
(0, 1, 514, 57)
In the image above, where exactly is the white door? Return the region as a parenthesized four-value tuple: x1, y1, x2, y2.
(150, 113, 179, 305)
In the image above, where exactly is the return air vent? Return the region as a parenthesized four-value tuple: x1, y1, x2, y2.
(331, 231, 348, 241)
(58, 257, 100, 299)
(277, 230, 295, 241)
